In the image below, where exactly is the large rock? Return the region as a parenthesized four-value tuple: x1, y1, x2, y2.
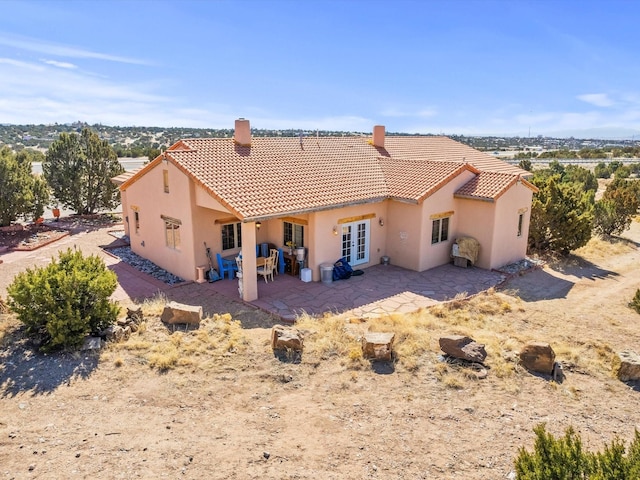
(160, 301, 202, 325)
(615, 350, 640, 381)
(362, 332, 395, 361)
(519, 342, 555, 375)
(439, 335, 487, 363)
(271, 324, 304, 351)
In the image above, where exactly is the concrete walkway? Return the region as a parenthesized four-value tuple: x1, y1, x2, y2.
(1, 224, 506, 323)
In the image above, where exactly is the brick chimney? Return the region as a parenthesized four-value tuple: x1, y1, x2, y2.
(234, 118, 251, 146)
(372, 125, 385, 148)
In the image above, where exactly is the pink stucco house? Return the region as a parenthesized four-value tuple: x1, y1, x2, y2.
(114, 119, 537, 302)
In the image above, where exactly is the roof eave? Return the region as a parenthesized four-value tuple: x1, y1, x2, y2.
(454, 194, 495, 203)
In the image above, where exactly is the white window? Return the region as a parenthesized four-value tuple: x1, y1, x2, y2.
(283, 221, 304, 247)
(431, 217, 449, 244)
(222, 222, 242, 250)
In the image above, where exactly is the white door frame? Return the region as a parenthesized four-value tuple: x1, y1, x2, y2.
(341, 219, 370, 266)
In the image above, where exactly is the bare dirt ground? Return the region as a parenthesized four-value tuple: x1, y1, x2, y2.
(1, 222, 640, 479)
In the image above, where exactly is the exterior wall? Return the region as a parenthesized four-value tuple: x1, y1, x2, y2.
(454, 182, 534, 269)
(487, 183, 533, 268)
(120, 189, 130, 237)
(309, 202, 388, 281)
(417, 170, 478, 271)
(124, 160, 199, 281)
(386, 200, 423, 270)
(454, 198, 496, 269)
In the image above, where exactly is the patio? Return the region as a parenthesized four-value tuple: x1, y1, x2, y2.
(201, 262, 507, 321)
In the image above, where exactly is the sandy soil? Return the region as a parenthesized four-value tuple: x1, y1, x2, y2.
(1, 222, 640, 479)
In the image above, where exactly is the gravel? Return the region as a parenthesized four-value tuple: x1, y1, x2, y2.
(495, 257, 544, 276)
(107, 246, 184, 285)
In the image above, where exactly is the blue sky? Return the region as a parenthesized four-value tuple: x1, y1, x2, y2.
(1, 0, 639, 138)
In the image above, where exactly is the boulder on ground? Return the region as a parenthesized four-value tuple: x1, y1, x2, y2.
(81, 336, 102, 350)
(362, 332, 395, 361)
(271, 324, 304, 351)
(519, 341, 555, 375)
(160, 301, 202, 325)
(615, 350, 640, 381)
(439, 335, 487, 363)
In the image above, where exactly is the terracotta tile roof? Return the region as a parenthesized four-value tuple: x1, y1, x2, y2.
(379, 159, 478, 203)
(121, 135, 531, 220)
(455, 171, 530, 202)
(111, 168, 141, 185)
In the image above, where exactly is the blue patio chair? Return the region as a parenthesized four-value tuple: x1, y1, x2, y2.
(216, 253, 239, 280)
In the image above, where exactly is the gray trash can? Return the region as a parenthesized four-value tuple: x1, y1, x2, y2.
(380, 255, 390, 265)
(320, 263, 333, 284)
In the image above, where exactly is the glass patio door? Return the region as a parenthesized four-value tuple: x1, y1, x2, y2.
(341, 220, 370, 266)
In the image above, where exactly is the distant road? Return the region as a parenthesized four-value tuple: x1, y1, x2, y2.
(32, 157, 146, 174)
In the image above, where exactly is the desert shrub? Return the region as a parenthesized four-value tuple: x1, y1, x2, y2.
(629, 289, 640, 314)
(7, 248, 119, 351)
(515, 424, 640, 479)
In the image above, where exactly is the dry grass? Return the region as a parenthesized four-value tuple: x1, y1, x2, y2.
(293, 279, 623, 390)
(0, 314, 20, 348)
(574, 234, 636, 261)
(104, 299, 248, 372)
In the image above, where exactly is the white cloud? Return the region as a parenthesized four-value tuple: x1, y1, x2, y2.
(0, 34, 153, 66)
(42, 59, 77, 69)
(577, 93, 614, 107)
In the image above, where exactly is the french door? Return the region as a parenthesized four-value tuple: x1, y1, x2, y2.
(341, 220, 370, 266)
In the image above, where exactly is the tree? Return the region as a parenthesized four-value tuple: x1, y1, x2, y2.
(43, 128, 124, 214)
(563, 164, 598, 193)
(0, 147, 49, 226)
(594, 162, 610, 179)
(518, 158, 533, 171)
(529, 174, 593, 254)
(515, 424, 640, 479)
(7, 249, 119, 351)
(594, 180, 640, 236)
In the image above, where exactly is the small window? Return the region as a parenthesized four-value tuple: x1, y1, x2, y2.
(222, 222, 242, 250)
(134, 211, 140, 234)
(431, 217, 449, 244)
(163, 169, 169, 193)
(283, 221, 304, 247)
(164, 217, 181, 249)
(517, 213, 524, 237)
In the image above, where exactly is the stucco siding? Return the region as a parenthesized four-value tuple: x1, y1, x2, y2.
(454, 198, 496, 269)
(125, 161, 199, 281)
(488, 183, 533, 269)
(418, 170, 478, 271)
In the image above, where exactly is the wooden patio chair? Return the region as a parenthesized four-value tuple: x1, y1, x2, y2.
(257, 256, 275, 283)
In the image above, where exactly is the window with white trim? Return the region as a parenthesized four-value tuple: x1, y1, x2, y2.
(222, 222, 242, 250)
(283, 221, 304, 247)
(431, 217, 450, 244)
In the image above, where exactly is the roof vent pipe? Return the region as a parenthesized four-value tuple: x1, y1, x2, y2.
(373, 125, 385, 148)
(234, 118, 251, 146)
